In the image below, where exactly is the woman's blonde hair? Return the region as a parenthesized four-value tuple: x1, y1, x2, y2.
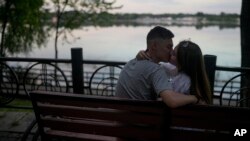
(176, 40, 212, 104)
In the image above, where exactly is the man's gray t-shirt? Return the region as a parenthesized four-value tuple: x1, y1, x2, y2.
(115, 58, 173, 100)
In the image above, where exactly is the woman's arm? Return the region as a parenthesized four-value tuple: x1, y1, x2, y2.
(136, 50, 151, 60)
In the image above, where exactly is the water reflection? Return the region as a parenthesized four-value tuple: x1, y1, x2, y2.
(10, 25, 240, 68)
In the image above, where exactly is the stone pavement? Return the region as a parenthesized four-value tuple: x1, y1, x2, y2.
(0, 111, 37, 141)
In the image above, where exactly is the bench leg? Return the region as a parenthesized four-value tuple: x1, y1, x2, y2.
(21, 119, 37, 141)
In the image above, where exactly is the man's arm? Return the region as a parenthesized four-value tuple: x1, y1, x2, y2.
(160, 90, 197, 108)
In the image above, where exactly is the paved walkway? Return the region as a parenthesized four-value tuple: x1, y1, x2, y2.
(0, 111, 36, 141)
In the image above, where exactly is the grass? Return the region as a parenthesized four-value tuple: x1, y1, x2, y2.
(0, 98, 33, 112)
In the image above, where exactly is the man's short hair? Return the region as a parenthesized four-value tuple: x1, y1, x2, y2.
(146, 26, 174, 43)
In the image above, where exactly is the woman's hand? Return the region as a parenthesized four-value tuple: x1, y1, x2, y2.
(197, 99, 207, 105)
(136, 50, 150, 60)
(195, 96, 207, 105)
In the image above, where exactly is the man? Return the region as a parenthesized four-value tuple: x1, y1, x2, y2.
(115, 26, 198, 108)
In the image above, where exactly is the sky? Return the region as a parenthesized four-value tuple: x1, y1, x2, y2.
(111, 0, 242, 14)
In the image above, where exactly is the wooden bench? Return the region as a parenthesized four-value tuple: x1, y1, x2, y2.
(29, 91, 250, 141)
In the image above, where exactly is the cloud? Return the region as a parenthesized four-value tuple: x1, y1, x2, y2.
(111, 0, 241, 14)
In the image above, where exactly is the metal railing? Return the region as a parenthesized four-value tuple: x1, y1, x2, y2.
(214, 66, 250, 106)
(1, 50, 250, 107)
(0, 56, 126, 105)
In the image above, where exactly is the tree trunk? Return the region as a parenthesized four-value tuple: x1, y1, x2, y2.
(0, 0, 11, 57)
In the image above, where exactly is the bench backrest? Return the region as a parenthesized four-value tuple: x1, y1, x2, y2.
(170, 105, 250, 140)
(30, 91, 250, 141)
(30, 91, 169, 141)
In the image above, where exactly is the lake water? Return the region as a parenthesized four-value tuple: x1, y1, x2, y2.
(11, 25, 241, 67)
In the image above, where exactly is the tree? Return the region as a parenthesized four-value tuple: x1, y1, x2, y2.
(46, 0, 120, 59)
(0, 0, 47, 57)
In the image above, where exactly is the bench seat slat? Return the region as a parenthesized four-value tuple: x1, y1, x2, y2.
(45, 130, 120, 141)
(38, 103, 164, 125)
(33, 91, 165, 114)
(42, 117, 162, 140)
(170, 129, 230, 141)
(171, 117, 250, 130)
(171, 106, 250, 130)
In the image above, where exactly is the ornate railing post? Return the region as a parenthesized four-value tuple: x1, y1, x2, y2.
(204, 54, 217, 98)
(71, 48, 84, 94)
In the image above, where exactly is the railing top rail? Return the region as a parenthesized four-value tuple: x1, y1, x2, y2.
(86, 60, 126, 65)
(0, 57, 71, 63)
(0, 57, 126, 65)
(2, 57, 250, 71)
(216, 65, 250, 73)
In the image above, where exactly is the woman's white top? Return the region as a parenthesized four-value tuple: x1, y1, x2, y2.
(160, 62, 191, 94)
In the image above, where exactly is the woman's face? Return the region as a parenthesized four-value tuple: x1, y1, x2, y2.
(170, 46, 177, 65)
